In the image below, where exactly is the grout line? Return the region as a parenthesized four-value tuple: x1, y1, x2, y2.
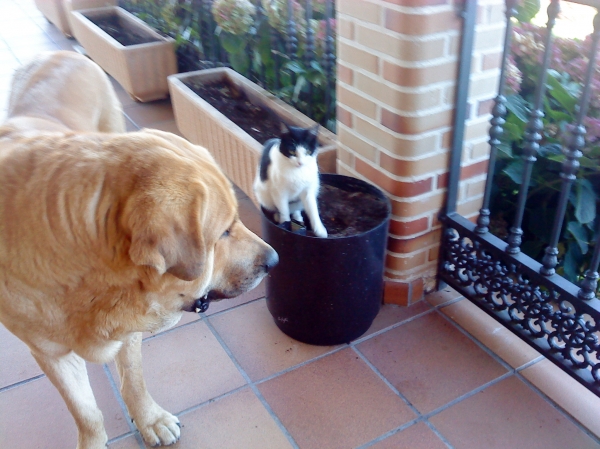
(433, 308, 600, 442)
(355, 418, 421, 449)
(350, 306, 436, 345)
(515, 355, 545, 372)
(175, 384, 249, 418)
(423, 371, 514, 419)
(433, 307, 515, 373)
(0, 373, 46, 393)
(252, 345, 347, 386)
(350, 346, 420, 414)
(203, 317, 301, 449)
(200, 295, 267, 320)
(423, 420, 455, 449)
(351, 346, 455, 449)
(106, 432, 137, 447)
(101, 364, 147, 449)
(426, 295, 465, 310)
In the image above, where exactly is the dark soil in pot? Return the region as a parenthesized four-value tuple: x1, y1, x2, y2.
(86, 13, 159, 46)
(261, 184, 389, 238)
(183, 78, 284, 144)
(317, 184, 389, 237)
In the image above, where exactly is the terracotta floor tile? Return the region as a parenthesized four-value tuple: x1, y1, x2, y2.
(357, 312, 508, 414)
(0, 54, 19, 77)
(521, 359, 600, 438)
(175, 388, 294, 449)
(210, 299, 338, 381)
(362, 301, 432, 338)
(110, 320, 246, 415)
(368, 422, 448, 449)
(258, 348, 416, 449)
(430, 376, 600, 449)
(0, 323, 43, 388)
(424, 285, 463, 307)
(123, 99, 175, 127)
(0, 21, 45, 41)
(204, 280, 265, 316)
(441, 299, 541, 369)
(0, 363, 129, 449)
(0, 73, 14, 90)
(5, 28, 53, 45)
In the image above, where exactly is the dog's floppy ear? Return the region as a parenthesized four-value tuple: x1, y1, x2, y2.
(128, 205, 206, 281)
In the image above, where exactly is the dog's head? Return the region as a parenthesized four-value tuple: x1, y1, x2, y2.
(121, 130, 277, 312)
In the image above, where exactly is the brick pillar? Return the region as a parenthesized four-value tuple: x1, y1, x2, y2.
(336, 0, 506, 305)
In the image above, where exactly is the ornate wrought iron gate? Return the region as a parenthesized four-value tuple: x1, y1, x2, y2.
(439, 0, 600, 396)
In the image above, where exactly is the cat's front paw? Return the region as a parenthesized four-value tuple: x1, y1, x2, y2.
(313, 223, 328, 238)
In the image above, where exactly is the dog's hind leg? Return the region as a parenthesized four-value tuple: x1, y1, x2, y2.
(114, 332, 181, 447)
(30, 350, 107, 449)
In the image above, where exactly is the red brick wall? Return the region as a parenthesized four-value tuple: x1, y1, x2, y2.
(336, 0, 505, 304)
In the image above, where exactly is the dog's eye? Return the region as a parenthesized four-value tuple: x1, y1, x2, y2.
(221, 228, 231, 238)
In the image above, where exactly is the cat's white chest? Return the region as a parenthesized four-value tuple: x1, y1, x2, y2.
(273, 164, 315, 197)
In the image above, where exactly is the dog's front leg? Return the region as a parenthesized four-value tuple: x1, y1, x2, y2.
(31, 350, 107, 449)
(115, 332, 181, 446)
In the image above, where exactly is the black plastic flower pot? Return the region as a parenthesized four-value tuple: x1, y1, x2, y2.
(261, 174, 391, 345)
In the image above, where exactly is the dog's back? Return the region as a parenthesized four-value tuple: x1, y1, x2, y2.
(6, 51, 125, 134)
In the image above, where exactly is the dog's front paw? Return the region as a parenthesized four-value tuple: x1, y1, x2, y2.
(135, 406, 181, 447)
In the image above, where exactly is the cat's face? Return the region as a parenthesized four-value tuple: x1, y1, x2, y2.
(279, 125, 319, 168)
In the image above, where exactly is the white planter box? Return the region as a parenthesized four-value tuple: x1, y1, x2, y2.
(70, 6, 177, 102)
(64, 0, 116, 34)
(34, 0, 114, 36)
(168, 68, 337, 205)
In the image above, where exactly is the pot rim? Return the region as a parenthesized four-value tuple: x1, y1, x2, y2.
(261, 173, 391, 240)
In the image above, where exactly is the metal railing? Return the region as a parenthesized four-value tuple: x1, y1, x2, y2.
(119, 0, 336, 131)
(439, 0, 600, 396)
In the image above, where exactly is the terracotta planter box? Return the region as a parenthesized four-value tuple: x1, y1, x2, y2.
(168, 68, 337, 205)
(33, 0, 114, 37)
(70, 6, 177, 102)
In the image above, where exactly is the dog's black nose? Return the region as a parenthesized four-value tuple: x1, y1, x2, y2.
(264, 247, 279, 273)
(193, 297, 210, 313)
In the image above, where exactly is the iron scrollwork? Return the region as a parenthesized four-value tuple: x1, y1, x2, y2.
(441, 220, 600, 391)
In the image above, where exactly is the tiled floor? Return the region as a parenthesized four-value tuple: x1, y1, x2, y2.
(1, 1, 600, 448)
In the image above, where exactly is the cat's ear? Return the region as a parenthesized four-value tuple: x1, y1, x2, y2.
(280, 122, 291, 134)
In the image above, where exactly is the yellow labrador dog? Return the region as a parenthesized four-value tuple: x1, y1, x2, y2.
(0, 51, 278, 448)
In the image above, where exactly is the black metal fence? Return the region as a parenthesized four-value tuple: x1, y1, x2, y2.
(119, 0, 336, 131)
(440, 0, 600, 396)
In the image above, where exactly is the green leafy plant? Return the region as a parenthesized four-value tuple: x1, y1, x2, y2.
(491, 22, 600, 283)
(119, 0, 336, 131)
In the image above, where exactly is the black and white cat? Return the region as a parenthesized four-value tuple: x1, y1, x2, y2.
(253, 124, 328, 238)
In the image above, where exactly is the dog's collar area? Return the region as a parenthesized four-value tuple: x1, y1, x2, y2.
(194, 296, 210, 313)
